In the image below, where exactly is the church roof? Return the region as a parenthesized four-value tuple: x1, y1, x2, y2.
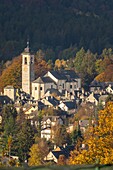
(49, 70, 79, 80)
(33, 76, 55, 83)
(49, 71, 67, 80)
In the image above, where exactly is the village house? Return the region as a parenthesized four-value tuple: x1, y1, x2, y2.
(4, 85, 16, 101)
(41, 116, 64, 140)
(85, 92, 100, 105)
(99, 94, 108, 106)
(58, 100, 76, 114)
(105, 84, 113, 94)
(41, 96, 59, 108)
(44, 145, 75, 163)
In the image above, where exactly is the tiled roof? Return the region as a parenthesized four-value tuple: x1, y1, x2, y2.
(47, 96, 59, 106)
(38, 101, 45, 110)
(52, 145, 75, 159)
(90, 80, 113, 89)
(94, 94, 100, 101)
(64, 101, 76, 109)
(61, 70, 79, 79)
(49, 71, 67, 80)
(45, 88, 62, 96)
(49, 70, 79, 80)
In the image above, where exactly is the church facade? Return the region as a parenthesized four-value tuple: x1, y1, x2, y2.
(32, 70, 81, 100)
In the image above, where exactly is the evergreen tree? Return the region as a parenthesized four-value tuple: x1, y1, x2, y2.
(1, 104, 17, 156)
(15, 120, 35, 162)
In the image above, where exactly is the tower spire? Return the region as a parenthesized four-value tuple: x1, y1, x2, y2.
(27, 38, 29, 49)
(24, 38, 30, 53)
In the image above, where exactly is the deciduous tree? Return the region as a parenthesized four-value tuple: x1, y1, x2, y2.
(52, 124, 69, 146)
(69, 101, 113, 165)
(28, 138, 49, 166)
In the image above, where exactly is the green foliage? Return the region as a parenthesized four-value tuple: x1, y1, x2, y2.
(1, 105, 35, 162)
(74, 48, 97, 87)
(70, 128, 83, 145)
(15, 120, 35, 162)
(101, 48, 113, 59)
(74, 47, 86, 72)
(1, 105, 17, 157)
(36, 111, 43, 137)
(2, 105, 17, 136)
(1, 1, 113, 61)
(58, 46, 77, 60)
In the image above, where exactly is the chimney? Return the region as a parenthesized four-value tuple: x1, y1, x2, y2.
(82, 143, 85, 149)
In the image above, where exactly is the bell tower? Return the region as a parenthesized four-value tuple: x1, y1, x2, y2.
(22, 42, 35, 94)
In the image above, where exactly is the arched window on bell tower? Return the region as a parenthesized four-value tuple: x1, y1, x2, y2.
(25, 57, 27, 64)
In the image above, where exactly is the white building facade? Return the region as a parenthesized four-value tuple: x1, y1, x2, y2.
(22, 43, 35, 94)
(32, 70, 81, 100)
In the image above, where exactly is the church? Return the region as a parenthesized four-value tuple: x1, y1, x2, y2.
(4, 44, 81, 101)
(22, 44, 81, 100)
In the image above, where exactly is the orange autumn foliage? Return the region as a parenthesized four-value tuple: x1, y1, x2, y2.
(95, 64, 113, 82)
(0, 55, 51, 92)
(0, 56, 22, 91)
(34, 58, 51, 78)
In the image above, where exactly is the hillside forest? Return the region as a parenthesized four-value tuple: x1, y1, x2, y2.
(1, 0, 113, 167)
(1, 0, 113, 61)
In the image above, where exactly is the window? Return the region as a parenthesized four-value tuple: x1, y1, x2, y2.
(25, 57, 27, 64)
(35, 87, 37, 90)
(40, 87, 42, 90)
(51, 85, 53, 89)
(74, 85, 76, 89)
(63, 84, 64, 89)
(70, 85, 72, 89)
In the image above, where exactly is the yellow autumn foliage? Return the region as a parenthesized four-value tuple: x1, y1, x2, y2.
(28, 144, 42, 166)
(69, 102, 113, 165)
(28, 139, 49, 166)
